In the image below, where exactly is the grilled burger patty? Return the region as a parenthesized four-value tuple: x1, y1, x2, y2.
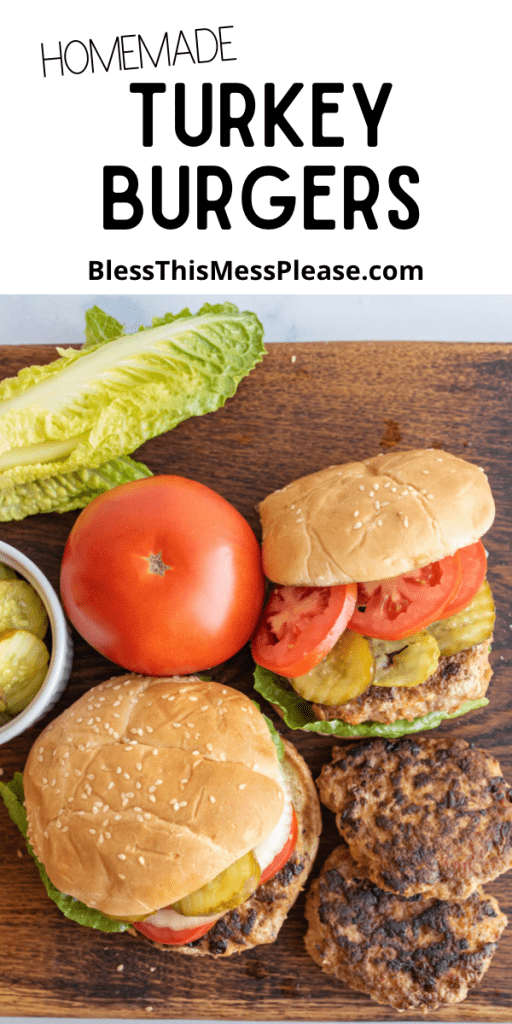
(305, 843, 507, 1013)
(317, 736, 512, 900)
(312, 640, 492, 725)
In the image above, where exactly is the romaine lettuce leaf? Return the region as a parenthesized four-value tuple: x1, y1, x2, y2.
(253, 664, 489, 739)
(0, 773, 130, 932)
(0, 302, 264, 500)
(0, 455, 152, 521)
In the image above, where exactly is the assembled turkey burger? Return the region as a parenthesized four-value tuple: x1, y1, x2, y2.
(252, 449, 496, 738)
(5, 675, 321, 954)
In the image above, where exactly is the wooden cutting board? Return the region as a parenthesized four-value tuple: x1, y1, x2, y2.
(0, 341, 511, 1022)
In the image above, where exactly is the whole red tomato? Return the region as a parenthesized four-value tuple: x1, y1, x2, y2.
(60, 476, 265, 675)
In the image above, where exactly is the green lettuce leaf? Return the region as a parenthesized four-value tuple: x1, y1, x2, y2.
(83, 306, 125, 349)
(253, 664, 489, 739)
(0, 302, 264, 499)
(0, 455, 152, 521)
(0, 773, 130, 932)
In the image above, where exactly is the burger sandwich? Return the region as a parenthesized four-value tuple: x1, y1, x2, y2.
(2, 675, 321, 955)
(252, 449, 496, 738)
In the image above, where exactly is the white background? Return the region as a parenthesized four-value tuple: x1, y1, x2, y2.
(0, 294, 511, 345)
(2, 0, 511, 294)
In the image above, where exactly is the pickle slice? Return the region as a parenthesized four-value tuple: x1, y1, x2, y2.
(371, 630, 440, 688)
(289, 630, 374, 705)
(0, 563, 17, 582)
(428, 580, 495, 657)
(172, 850, 261, 917)
(0, 580, 49, 639)
(0, 629, 50, 714)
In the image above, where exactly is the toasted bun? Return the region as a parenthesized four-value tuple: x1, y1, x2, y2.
(24, 676, 285, 919)
(163, 739, 323, 956)
(259, 449, 495, 585)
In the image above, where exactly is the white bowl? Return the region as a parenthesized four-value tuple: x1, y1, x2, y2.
(0, 541, 73, 744)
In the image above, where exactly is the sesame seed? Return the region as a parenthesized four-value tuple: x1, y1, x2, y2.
(354, 521, 362, 530)
(114, 814, 122, 821)
(118, 873, 125, 880)
(391, 486, 397, 492)
(375, 501, 380, 510)
(173, 722, 181, 728)
(404, 517, 409, 528)
(239, 783, 246, 790)
(137, 814, 144, 822)
(123, 773, 130, 780)
(179, 801, 187, 807)
(206, 743, 213, 751)
(117, 853, 126, 861)
(188, 696, 198, 701)
(201, 705, 209, 711)
(192, 750, 200, 756)
(377, 519, 382, 526)
(107, 782, 114, 790)
(148, 785, 156, 793)
(209, 796, 216, 803)
(369, 490, 374, 498)
(353, 510, 359, 517)
(149, 795, 156, 803)
(373, 484, 379, 491)
(102, 819, 109, 826)
(116, 767, 122, 775)
(427, 493, 434, 499)
(181, 779, 189, 785)
(117, 964, 124, 972)
(136, 763, 142, 771)
(89, 829, 96, 835)
(138, 856, 145, 865)
(146, 726, 153, 733)
(359, 484, 365, 491)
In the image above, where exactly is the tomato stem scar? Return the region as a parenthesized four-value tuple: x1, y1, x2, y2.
(142, 552, 172, 577)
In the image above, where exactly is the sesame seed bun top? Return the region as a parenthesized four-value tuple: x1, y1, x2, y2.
(259, 449, 495, 585)
(24, 675, 285, 919)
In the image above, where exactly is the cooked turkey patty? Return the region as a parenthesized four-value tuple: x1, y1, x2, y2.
(305, 843, 507, 1013)
(312, 640, 491, 725)
(317, 736, 512, 900)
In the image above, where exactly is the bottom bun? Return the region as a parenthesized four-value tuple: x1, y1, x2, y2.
(136, 739, 322, 956)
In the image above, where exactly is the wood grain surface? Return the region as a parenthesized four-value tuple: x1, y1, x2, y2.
(0, 341, 511, 1021)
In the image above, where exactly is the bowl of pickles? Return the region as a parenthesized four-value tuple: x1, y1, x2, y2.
(0, 541, 73, 744)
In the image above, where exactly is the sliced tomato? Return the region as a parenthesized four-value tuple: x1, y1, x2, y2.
(251, 583, 357, 677)
(348, 552, 462, 641)
(133, 918, 214, 945)
(259, 806, 298, 886)
(440, 542, 487, 619)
